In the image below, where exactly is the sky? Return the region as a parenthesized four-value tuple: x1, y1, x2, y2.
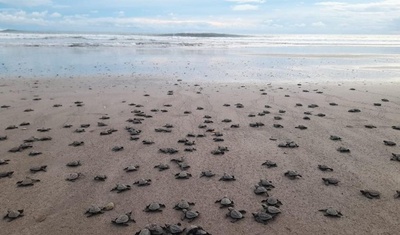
(0, 0, 399, 34)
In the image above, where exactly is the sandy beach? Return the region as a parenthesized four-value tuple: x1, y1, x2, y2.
(0, 75, 399, 234)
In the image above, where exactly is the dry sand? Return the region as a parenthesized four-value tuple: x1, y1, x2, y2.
(0, 76, 399, 234)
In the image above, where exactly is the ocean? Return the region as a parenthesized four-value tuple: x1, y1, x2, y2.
(1, 32, 399, 82)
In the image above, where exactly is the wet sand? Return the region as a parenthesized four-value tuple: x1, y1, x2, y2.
(0, 76, 399, 234)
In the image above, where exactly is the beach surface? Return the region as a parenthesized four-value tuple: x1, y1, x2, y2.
(0, 76, 399, 234)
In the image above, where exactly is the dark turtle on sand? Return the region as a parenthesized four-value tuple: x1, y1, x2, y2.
(308, 104, 319, 108)
(111, 184, 131, 193)
(0, 171, 14, 178)
(273, 124, 283, 128)
(249, 122, 264, 127)
(39, 136, 52, 141)
(330, 135, 341, 141)
(200, 170, 215, 178)
(329, 102, 338, 106)
(65, 172, 82, 181)
(322, 178, 340, 186)
(262, 205, 281, 216)
(252, 211, 273, 224)
(175, 171, 192, 179)
(85, 205, 104, 217)
(304, 111, 312, 115)
(360, 190, 380, 199)
(213, 137, 224, 142)
(63, 124, 72, 128)
(112, 212, 135, 226)
(174, 200, 195, 210)
(365, 124, 376, 129)
(261, 197, 283, 207)
(204, 120, 213, 124)
(3, 209, 24, 221)
(337, 147, 350, 153)
(348, 108, 361, 113)
(124, 165, 139, 172)
(17, 177, 40, 187)
(181, 209, 199, 222)
(381, 98, 389, 102)
(390, 153, 400, 161)
(30, 165, 47, 173)
(154, 163, 170, 171)
(384, 140, 396, 146)
(69, 141, 84, 147)
(295, 125, 307, 130)
(94, 175, 107, 181)
(159, 148, 178, 154)
(74, 128, 85, 133)
(163, 223, 185, 234)
(284, 170, 302, 179)
(6, 125, 18, 130)
(142, 140, 154, 145)
(163, 124, 174, 128)
(177, 162, 190, 170)
(186, 225, 212, 235)
(254, 185, 269, 196)
(98, 122, 108, 127)
(99, 116, 110, 120)
(392, 125, 400, 130)
(394, 191, 400, 198)
(0, 105, 10, 108)
(37, 128, 51, 132)
(303, 116, 311, 120)
(143, 223, 164, 235)
(0, 159, 10, 165)
(133, 178, 151, 186)
(223, 104, 231, 107)
(222, 119, 232, 123)
(219, 173, 236, 181)
(66, 161, 81, 167)
(278, 141, 299, 148)
(316, 113, 326, 117)
(231, 124, 240, 128)
(226, 207, 246, 223)
(171, 157, 185, 163)
(144, 202, 165, 212)
(258, 179, 275, 190)
(80, 124, 90, 128)
(262, 160, 277, 168)
(198, 124, 207, 129)
(215, 196, 234, 208)
(274, 116, 282, 120)
(28, 151, 42, 156)
(112, 146, 124, 152)
(0, 135, 7, 141)
(20, 122, 30, 126)
(295, 103, 303, 107)
(318, 165, 333, 171)
(319, 208, 343, 217)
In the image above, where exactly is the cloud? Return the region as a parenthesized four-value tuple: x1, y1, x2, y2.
(232, 4, 259, 11)
(312, 21, 325, 27)
(226, 0, 265, 3)
(50, 12, 61, 18)
(0, 0, 52, 7)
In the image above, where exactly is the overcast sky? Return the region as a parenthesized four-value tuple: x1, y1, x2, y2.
(0, 0, 399, 34)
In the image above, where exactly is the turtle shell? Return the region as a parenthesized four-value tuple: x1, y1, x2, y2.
(229, 208, 244, 219)
(115, 214, 129, 224)
(7, 210, 23, 218)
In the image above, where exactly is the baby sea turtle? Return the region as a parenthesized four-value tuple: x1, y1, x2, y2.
(261, 160, 277, 168)
(112, 212, 135, 226)
(226, 207, 246, 223)
(85, 205, 104, 217)
(66, 161, 81, 167)
(200, 170, 215, 178)
(63, 124, 72, 128)
(29, 151, 42, 156)
(254, 185, 269, 196)
(390, 153, 400, 161)
(111, 184, 131, 193)
(284, 170, 302, 179)
(231, 124, 240, 128)
(74, 128, 85, 133)
(17, 177, 40, 187)
(133, 178, 151, 186)
(261, 197, 283, 207)
(94, 175, 107, 181)
(144, 223, 165, 235)
(186, 225, 212, 235)
(252, 211, 273, 224)
(37, 128, 51, 132)
(163, 223, 185, 234)
(381, 98, 389, 102)
(295, 125, 307, 130)
(0, 159, 10, 165)
(219, 173, 236, 181)
(360, 190, 380, 199)
(215, 196, 234, 208)
(181, 209, 200, 222)
(20, 122, 30, 126)
(103, 202, 115, 211)
(322, 178, 340, 186)
(6, 125, 18, 130)
(29, 165, 47, 173)
(142, 140, 154, 145)
(0, 135, 7, 141)
(319, 208, 343, 217)
(337, 147, 350, 153)
(174, 200, 195, 210)
(3, 209, 24, 221)
(249, 122, 264, 127)
(262, 205, 281, 216)
(394, 190, 400, 198)
(80, 124, 90, 128)
(0, 171, 14, 178)
(273, 124, 284, 128)
(154, 163, 170, 171)
(175, 171, 192, 179)
(112, 146, 124, 152)
(258, 179, 275, 190)
(69, 141, 84, 147)
(159, 148, 178, 154)
(365, 124, 376, 129)
(384, 140, 396, 146)
(144, 202, 165, 212)
(178, 162, 190, 170)
(318, 165, 333, 171)
(348, 108, 361, 113)
(124, 165, 140, 172)
(391, 125, 400, 130)
(65, 173, 82, 181)
(278, 141, 299, 148)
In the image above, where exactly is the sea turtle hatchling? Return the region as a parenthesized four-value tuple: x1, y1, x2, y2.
(0, 159, 10, 165)
(111, 184, 131, 193)
(318, 165, 333, 171)
(112, 146, 124, 152)
(258, 179, 275, 190)
(384, 140, 396, 146)
(16, 177, 40, 187)
(112, 212, 135, 226)
(163, 223, 185, 234)
(394, 191, 400, 198)
(154, 163, 170, 171)
(66, 161, 81, 167)
(200, 170, 215, 178)
(181, 209, 200, 222)
(3, 209, 24, 221)
(29, 165, 47, 173)
(254, 185, 269, 196)
(261, 197, 283, 207)
(175, 171, 192, 179)
(390, 153, 400, 162)
(360, 190, 380, 199)
(6, 125, 18, 130)
(65, 173, 82, 182)
(133, 178, 151, 186)
(261, 160, 277, 168)
(215, 196, 234, 208)
(144, 202, 165, 212)
(186, 225, 212, 235)
(124, 165, 140, 172)
(85, 205, 104, 217)
(392, 125, 400, 130)
(94, 175, 107, 181)
(284, 170, 302, 179)
(319, 208, 343, 217)
(337, 147, 350, 153)
(295, 125, 308, 130)
(69, 141, 84, 147)
(0, 136, 7, 141)
(0, 171, 14, 178)
(219, 173, 236, 181)
(174, 200, 195, 210)
(262, 205, 281, 216)
(226, 207, 246, 223)
(330, 135, 342, 141)
(252, 211, 273, 224)
(322, 178, 340, 186)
